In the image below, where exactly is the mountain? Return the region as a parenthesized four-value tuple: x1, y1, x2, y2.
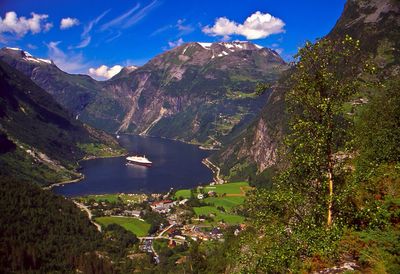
(0, 59, 123, 186)
(212, 0, 400, 182)
(103, 41, 287, 146)
(0, 47, 103, 120)
(0, 41, 288, 147)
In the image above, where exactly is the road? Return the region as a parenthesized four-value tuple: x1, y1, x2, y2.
(73, 201, 102, 232)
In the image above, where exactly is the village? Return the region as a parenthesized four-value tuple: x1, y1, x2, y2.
(74, 181, 250, 263)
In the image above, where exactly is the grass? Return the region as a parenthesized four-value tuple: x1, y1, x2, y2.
(174, 189, 192, 199)
(203, 196, 245, 211)
(202, 181, 251, 196)
(175, 182, 251, 225)
(95, 216, 151, 237)
(193, 206, 245, 224)
(77, 143, 125, 158)
(80, 193, 148, 204)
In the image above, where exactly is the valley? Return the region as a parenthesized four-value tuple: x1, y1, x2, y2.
(0, 0, 399, 273)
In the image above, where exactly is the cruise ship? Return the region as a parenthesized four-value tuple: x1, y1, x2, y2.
(126, 155, 152, 167)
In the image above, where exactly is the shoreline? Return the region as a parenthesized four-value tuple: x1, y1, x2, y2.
(202, 158, 225, 184)
(44, 152, 127, 191)
(119, 133, 221, 151)
(42, 174, 85, 190)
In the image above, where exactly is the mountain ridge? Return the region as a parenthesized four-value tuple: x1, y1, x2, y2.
(0, 41, 289, 146)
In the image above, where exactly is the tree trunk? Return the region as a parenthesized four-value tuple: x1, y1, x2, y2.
(326, 100, 333, 228)
(327, 162, 333, 227)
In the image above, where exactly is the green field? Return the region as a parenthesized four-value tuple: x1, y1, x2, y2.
(174, 182, 251, 225)
(193, 206, 245, 224)
(202, 181, 250, 195)
(174, 189, 191, 199)
(79, 193, 147, 204)
(203, 196, 245, 211)
(95, 216, 150, 237)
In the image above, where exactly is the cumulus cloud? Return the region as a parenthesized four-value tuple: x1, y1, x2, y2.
(203, 11, 285, 40)
(88, 65, 123, 80)
(60, 17, 79, 29)
(0, 11, 52, 37)
(168, 38, 184, 48)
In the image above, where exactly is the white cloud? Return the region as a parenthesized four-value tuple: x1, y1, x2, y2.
(203, 11, 285, 40)
(88, 65, 123, 80)
(60, 17, 79, 29)
(0, 11, 51, 37)
(46, 41, 89, 74)
(73, 10, 109, 49)
(168, 38, 184, 48)
(100, 3, 140, 31)
(74, 36, 91, 49)
(123, 0, 160, 28)
(44, 22, 53, 32)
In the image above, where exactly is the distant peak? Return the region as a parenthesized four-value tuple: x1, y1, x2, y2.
(2, 47, 52, 65)
(195, 41, 263, 51)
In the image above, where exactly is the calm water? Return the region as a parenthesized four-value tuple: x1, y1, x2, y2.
(53, 135, 213, 197)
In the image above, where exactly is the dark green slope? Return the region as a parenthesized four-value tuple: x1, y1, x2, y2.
(0, 178, 114, 273)
(0, 60, 122, 186)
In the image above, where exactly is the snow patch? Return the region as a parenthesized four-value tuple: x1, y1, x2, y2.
(23, 51, 33, 57)
(6, 47, 22, 51)
(197, 42, 212, 49)
(23, 57, 40, 63)
(37, 58, 52, 64)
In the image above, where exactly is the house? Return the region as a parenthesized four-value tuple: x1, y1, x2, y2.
(151, 200, 174, 213)
(197, 193, 204, 200)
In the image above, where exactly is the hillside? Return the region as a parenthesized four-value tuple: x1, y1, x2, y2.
(0, 41, 288, 147)
(0, 60, 123, 186)
(212, 0, 400, 182)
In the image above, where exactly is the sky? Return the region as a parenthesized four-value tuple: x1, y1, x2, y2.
(0, 0, 346, 80)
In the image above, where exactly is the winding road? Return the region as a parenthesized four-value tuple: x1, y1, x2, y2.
(73, 201, 102, 232)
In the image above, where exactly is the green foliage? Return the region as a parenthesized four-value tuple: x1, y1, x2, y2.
(104, 223, 139, 248)
(0, 178, 113, 272)
(355, 78, 400, 170)
(255, 82, 271, 96)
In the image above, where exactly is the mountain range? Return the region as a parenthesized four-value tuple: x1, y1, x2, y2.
(0, 41, 288, 147)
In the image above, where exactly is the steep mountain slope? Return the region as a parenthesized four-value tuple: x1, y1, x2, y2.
(0, 47, 102, 119)
(0, 41, 288, 146)
(213, 0, 400, 181)
(99, 41, 288, 146)
(0, 60, 122, 186)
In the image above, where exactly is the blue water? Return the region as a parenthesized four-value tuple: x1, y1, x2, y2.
(53, 135, 213, 197)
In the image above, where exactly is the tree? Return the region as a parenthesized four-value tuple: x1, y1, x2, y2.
(283, 35, 364, 227)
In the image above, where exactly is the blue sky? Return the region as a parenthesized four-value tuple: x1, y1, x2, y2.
(0, 0, 346, 79)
